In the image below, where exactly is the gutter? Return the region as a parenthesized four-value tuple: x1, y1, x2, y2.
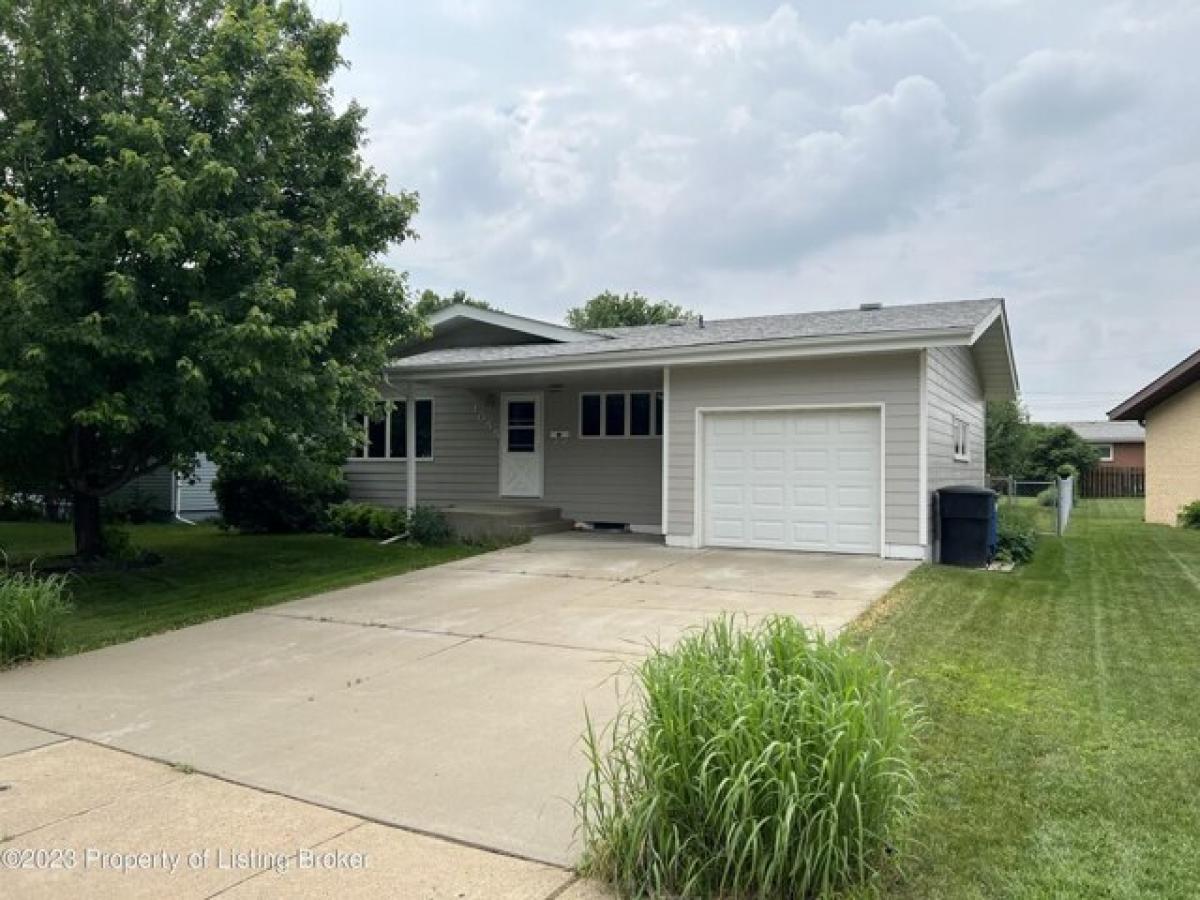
(388, 326, 977, 381)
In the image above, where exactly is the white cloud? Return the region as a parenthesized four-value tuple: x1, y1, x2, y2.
(325, 0, 1199, 419)
(982, 49, 1140, 137)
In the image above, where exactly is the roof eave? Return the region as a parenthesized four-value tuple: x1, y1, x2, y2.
(388, 325, 978, 380)
(1109, 349, 1200, 421)
(424, 303, 600, 343)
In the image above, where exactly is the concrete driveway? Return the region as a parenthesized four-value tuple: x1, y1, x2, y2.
(0, 534, 915, 871)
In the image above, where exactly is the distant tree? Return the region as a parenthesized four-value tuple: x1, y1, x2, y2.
(0, 0, 418, 557)
(566, 291, 695, 329)
(985, 400, 1031, 475)
(414, 289, 492, 318)
(1024, 425, 1101, 480)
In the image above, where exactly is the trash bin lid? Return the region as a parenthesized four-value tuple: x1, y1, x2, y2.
(937, 485, 997, 496)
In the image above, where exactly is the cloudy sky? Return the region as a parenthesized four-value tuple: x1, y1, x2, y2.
(311, 0, 1199, 421)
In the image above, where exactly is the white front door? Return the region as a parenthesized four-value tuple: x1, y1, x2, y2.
(499, 393, 543, 498)
(702, 408, 881, 554)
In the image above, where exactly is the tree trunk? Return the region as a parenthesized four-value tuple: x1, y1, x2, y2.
(72, 491, 104, 559)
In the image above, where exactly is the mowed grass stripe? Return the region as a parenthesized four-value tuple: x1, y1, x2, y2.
(847, 500, 1200, 899)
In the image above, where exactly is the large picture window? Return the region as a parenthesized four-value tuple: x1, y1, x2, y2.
(580, 391, 663, 438)
(354, 399, 433, 459)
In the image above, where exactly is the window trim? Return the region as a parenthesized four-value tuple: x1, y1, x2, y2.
(351, 398, 435, 461)
(579, 390, 663, 439)
(1094, 443, 1114, 462)
(952, 416, 970, 462)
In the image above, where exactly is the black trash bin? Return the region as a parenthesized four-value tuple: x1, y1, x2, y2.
(934, 485, 997, 566)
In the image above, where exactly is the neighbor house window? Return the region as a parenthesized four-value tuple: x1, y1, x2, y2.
(354, 399, 433, 459)
(952, 417, 970, 462)
(580, 391, 662, 438)
(1095, 443, 1114, 462)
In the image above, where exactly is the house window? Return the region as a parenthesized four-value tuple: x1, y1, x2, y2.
(1095, 443, 1114, 462)
(354, 399, 433, 459)
(579, 391, 662, 438)
(952, 417, 970, 462)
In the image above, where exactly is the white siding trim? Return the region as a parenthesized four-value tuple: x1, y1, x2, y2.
(691, 403, 887, 559)
(406, 381, 417, 510)
(661, 366, 671, 535)
(426, 303, 594, 342)
(884, 544, 927, 560)
(396, 331, 972, 380)
(918, 349, 929, 546)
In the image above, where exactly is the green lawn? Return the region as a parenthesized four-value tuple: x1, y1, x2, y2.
(0, 522, 484, 654)
(849, 498, 1200, 899)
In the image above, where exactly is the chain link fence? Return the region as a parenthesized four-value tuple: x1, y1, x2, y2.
(989, 474, 1075, 536)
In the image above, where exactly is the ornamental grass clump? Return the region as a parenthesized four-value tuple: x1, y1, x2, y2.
(0, 571, 73, 665)
(578, 615, 921, 899)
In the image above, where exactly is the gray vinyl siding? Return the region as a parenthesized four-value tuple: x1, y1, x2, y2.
(345, 374, 663, 532)
(109, 467, 173, 511)
(666, 353, 922, 547)
(177, 455, 219, 513)
(109, 455, 219, 515)
(925, 346, 986, 495)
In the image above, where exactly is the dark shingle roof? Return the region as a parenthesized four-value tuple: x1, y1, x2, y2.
(393, 297, 1002, 370)
(1055, 421, 1145, 443)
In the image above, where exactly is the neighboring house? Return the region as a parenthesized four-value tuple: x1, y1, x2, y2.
(347, 297, 1018, 561)
(110, 454, 220, 520)
(1058, 421, 1146, 467)
(1109, 349, 1200, 525)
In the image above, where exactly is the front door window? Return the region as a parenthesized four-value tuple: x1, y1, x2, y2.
(507, 401, 537, 452)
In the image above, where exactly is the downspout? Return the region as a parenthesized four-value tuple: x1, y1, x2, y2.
(173, 469, 196, 526)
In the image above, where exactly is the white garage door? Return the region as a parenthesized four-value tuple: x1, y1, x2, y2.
(703, 408, 881, 554)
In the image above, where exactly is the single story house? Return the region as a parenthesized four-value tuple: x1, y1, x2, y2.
(347, 297, 1018, 560)
(1058, 421, 1145, 467)
(110, 454, 220, 521)
(1109, 349, 1200, 525)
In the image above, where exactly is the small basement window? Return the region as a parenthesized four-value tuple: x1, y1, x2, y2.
(354, 399, 433, 459)
(580, 391, 662, 438)
(952, 417, 970, 462)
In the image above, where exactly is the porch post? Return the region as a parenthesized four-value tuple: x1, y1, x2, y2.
(406, 380, 417, 512)
(661, 366, 670, 536)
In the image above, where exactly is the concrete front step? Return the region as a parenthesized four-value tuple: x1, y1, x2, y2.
(440, 504, 575, 541)
(523, 519, 576, 537)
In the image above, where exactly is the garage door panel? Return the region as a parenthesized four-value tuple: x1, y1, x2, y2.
(792, 415, 830, 435)
(711, 417, 747, 436)
(752, 416, 787, 435)
(792, 449, 830, 472)
(710, 485, 744, 505)
(752, 485, 786, 507)
(704, 409, 880, 555)
(751, 521, 787, 543)
(836, 485, 873, 509)
(836, 413, 875, 434)
(710, 518, 747, 541)
(793, 485, 828, 506)
(752, 449, 785, 471)
(712, 449, 745, 471)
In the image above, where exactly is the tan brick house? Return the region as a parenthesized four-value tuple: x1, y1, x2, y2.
(1109, 350, 1200, 525)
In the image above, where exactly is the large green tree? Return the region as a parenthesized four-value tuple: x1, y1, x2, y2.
(0, 0, 418, 556)
(985, 399, 1031, 476)
(413, 288, 491, 318)
(1024, 425, 1101, 481)
(565, 290, 694, 329)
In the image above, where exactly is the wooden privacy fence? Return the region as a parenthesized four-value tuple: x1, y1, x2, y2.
(1080, 466, 1145, 498)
